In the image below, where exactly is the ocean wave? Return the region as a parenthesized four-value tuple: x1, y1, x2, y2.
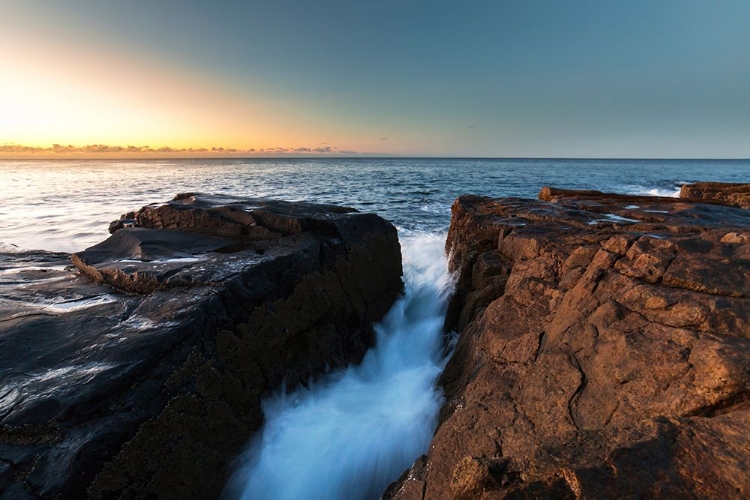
(641, 187, 682, 197)
(0, 242, 24, 253)
(624, 185, 683, 198)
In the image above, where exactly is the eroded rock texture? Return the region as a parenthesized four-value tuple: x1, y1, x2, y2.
(386, 183, 750, 499)
(0, 194, 402, 499)
(680, 182, 750, 209)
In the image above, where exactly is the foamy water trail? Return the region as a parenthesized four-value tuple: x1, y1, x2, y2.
(228, 232, 454, 500)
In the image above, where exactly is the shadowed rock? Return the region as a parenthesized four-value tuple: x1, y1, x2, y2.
(0, 194, 402, 499)
(386, 186, 750, 499)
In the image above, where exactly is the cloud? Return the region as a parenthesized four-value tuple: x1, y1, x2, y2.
(0, 142, 360, 156)
(0, 144, 45, 153)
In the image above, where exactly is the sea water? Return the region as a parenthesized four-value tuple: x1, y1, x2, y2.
(2, 158, 748, 254)
(1, 157, 748, 498)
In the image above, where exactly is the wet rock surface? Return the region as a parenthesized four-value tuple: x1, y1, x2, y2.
(0, 194, 402, 499)
(386, 183, 750, 499)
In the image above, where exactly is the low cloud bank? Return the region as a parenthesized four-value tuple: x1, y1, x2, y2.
(0, 143, 360, 156)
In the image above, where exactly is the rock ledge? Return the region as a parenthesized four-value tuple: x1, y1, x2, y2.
(387, 182, 750, 499)
(0, 194, 402, 499)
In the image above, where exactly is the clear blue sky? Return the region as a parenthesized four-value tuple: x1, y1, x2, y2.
(1, 0, 749, 157)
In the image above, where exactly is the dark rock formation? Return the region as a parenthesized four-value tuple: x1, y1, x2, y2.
(386, 185, 750, 499)
(0, 194, 402, 499)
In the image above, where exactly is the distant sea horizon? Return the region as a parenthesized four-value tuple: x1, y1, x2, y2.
(2, 156, 749, 161)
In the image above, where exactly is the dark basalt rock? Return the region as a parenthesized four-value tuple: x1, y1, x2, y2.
(386, 186, 750, 500)
(0, 194, 402, 499)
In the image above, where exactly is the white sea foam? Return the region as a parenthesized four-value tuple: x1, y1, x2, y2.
(642, 187, 681, 198)
(0, 242, 24, 253)
(228, 232, 454, 500)
(420, 202, 451, 215)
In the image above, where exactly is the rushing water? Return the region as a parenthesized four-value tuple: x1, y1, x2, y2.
(227, 232, 454, 500)
(1, 157, 749, 498)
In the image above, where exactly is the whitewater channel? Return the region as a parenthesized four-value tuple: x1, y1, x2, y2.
(228, 231, 455, 500)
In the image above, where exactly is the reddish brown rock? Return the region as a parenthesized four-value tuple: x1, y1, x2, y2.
(680, 182, 750, 209)
(386, 188, 750, 499)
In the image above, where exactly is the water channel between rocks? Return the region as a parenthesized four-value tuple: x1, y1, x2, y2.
(227, 232, 455, 500)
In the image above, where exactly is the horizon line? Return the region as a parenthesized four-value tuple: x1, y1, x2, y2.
(1, 155, 748, 161)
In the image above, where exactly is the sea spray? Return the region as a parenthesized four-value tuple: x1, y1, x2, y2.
(228, 231, 454, 500)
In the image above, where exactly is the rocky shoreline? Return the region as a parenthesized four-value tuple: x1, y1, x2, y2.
(3, 184, 749, 499)
(386, 183, 750, 499)
(0, 194, 403, 499)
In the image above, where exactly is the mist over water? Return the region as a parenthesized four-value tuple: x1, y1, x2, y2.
(228, 232, 454, 500)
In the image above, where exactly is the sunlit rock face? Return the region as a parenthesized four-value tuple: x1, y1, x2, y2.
(386, 183, 750, 500)
(679, 182, 750, 209)
(0, 194, 402, 500)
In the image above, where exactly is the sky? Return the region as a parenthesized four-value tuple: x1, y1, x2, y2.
(1, 0, 749, 158)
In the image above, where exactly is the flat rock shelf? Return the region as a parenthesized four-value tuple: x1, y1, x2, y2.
(0, 194, 403, 499)
(386, 183, 750, 500)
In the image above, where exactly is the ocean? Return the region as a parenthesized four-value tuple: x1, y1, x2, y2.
(2, 158, 749, 254)
(1, 157, 749, 499)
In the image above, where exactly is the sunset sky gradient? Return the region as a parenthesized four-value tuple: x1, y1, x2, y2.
(2, 0, 749, 158)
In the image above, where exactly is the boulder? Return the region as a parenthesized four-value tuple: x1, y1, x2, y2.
(0, 194, 402, 499)
(386, 187, 750, 499)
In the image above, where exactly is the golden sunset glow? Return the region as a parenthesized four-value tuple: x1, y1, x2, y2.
(0, 19, 381, 157)
(1, 43, 273, 151)
(2, 2, 749, 158)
